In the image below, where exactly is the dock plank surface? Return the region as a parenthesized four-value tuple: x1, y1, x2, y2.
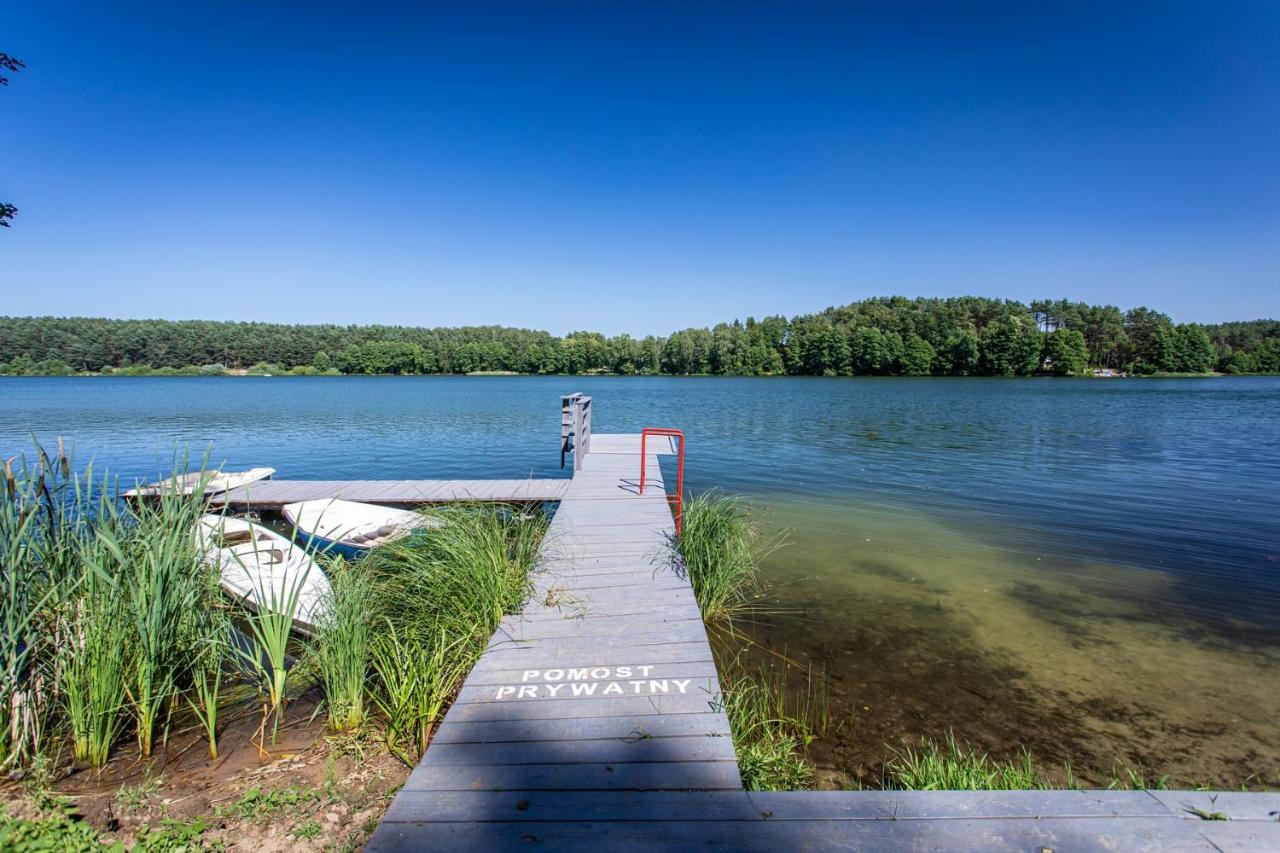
(210, 477, 570, 509)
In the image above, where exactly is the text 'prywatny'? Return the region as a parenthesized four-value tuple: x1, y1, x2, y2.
(493, 665, 693, 700)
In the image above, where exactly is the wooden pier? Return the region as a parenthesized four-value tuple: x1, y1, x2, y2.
(245, 396, 1277, 851)
(210, 478, 569, 509)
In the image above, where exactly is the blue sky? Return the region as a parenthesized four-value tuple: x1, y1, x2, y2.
(2, 1, 1277, 334)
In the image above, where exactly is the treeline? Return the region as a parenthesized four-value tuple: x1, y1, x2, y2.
(1, 297, 1277, 377)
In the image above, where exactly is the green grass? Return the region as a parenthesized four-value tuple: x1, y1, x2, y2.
(114, 771, 164, 809)
(0, 800, 124, 852)
(675, 490, 785, 624)
(135, 817, 221, 852)
(884, 731, 1049, 790)
(360, 505, 548, 761)
(213, 786, 322, 823)
(715, 664, 827, 791)
(879, 731, 1191, 791)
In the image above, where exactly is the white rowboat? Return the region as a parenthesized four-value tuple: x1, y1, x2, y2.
(126, 467, 276, 498)
(196, 514, 330, 634)
(282, 498, 438, 552)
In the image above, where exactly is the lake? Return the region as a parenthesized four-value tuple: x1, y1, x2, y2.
(4, 375, 1278, 787)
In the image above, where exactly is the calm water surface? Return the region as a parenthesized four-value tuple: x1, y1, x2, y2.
(4, 375, 1278, 786)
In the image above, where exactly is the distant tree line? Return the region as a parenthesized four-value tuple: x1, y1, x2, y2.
(1, 297, 1277, 377)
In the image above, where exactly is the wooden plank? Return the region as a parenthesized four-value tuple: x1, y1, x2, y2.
(368, 815, 1216, 853)
(747, 789, 1179, 820)
(212, 478, 569, 507)
(510, 601, 704, 623)
(1147, 790, 1280, 822)
(440, 692, 720, 724)
(400, 760, 744, 793)
(1193, 821, 1280, 852)
(419, 736, 737, 767)
(494, 616, 708, 642)
(471, 640, 716, 669)
(380, 790, 760, 824)
(431, 712, 731, 744)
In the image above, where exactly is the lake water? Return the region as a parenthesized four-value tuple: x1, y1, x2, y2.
(4, 375, 1278, 787)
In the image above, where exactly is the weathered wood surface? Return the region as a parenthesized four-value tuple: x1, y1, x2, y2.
(210, 478, 570, 509)
(373, 788, 1280, 852)
(366, 431, 1280, 851)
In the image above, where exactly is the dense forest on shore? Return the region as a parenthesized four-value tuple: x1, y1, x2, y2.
(1, 297, 1277, 377)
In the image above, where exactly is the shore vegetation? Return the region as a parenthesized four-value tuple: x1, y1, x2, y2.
(0, 442, 548, 848)
(2, 298, 1276, 378)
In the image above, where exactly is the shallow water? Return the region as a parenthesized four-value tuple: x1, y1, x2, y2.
(4, 375, 1278, 785)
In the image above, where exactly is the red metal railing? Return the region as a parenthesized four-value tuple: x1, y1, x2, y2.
(638, 427, 685, 534)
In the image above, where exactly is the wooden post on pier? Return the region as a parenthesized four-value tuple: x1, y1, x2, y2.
(561, 392, 592, 472)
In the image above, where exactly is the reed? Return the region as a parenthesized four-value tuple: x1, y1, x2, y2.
(0, 454, 52, 771)
(188, 611, 230, 761)
(675, 490, 785, 624)
(365, 505, 545, 644)
(369, 624, 468, 762)
(358, 504, 548, 760)
(57, 532, 130, 768)
(310, 557, 373, 733)
(233, 540, 313, 745)
(99, 491, 209, 757)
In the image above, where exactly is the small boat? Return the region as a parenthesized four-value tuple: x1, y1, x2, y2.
(196, 515, 330, 634)
(282, 498, 439, 554)
(126, 467, 276, 498)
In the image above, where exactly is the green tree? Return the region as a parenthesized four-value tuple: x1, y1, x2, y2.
(938, 328, 980, 375)
(979, 316, 1041, 375)
(1173, 324, 1215, 373)
(312, 350, 332, 371)
(1, 52, 25, 228)
(1046, 330, 1089, 376)
(850, 327, 897, 374)
(900, 334, 936, 375)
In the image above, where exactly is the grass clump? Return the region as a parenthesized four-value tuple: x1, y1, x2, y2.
(0, 801, 124, 852)
(675, 490, 784, 624)
(134, 817, 220, 852)
(215, 785, 322, 824)
(309, 559, 374, 734)
(357, 505, 547, 761)
(716, 665, 827, 791)
(884, 731, 1049, 790)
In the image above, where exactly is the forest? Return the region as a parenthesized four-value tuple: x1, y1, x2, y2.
(1, 297, 1277, 377)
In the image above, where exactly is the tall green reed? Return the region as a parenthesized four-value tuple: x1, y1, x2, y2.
(90, 491, 209, 757)
(232, 536, 314, 745)
(310, 558, 373, 733)
(59, 516, 131, 768)
(357, 504, 547, 760)
(0, 456, 50, 771)
(188, 628, 226, 761)
(675, 490, 786, 625)
(370, 623, 467, 762)
(365, 505, 545, 644)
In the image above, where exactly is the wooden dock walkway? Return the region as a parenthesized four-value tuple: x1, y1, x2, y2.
(210, 478, 569, 509)
(359, 423, 1280, 851)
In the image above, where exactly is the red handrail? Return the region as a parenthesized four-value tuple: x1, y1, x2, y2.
(639, 427, 685, 534)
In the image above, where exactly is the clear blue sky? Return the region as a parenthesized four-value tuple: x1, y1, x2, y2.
(3, 1, 1277, 334)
